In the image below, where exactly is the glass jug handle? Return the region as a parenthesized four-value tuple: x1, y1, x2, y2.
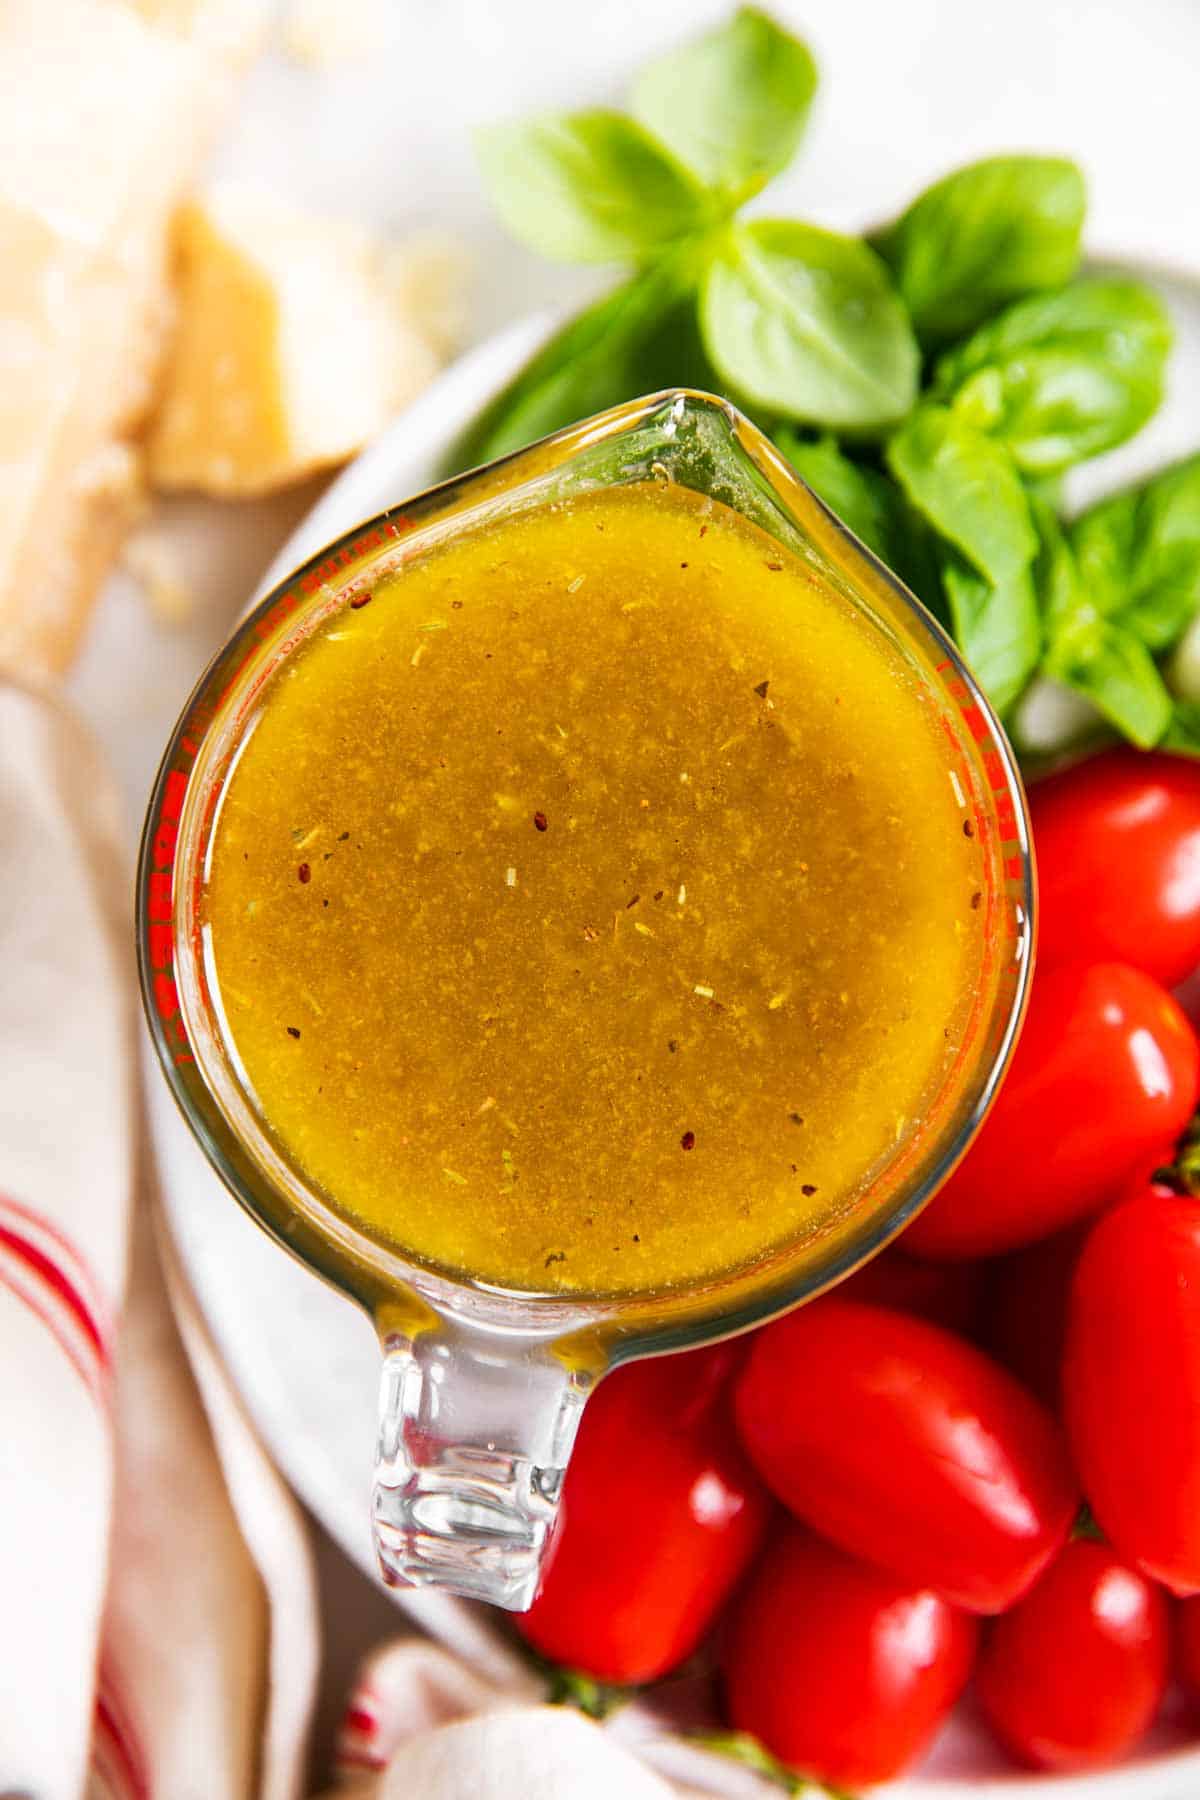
(372, 1316, 593, 1609)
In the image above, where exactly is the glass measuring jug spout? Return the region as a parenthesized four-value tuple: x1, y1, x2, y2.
(137, 390, 1034, 1610)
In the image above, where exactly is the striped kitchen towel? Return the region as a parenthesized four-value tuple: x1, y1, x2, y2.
(0, 682, 317, 1800)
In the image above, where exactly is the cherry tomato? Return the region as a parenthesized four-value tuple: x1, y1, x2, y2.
(722, 1526, 977, 1788)
(984, 1156, 1180, 1413)
(1031, 749, 1200, 987)
(983, 1226, 1088, 1413)
(1065, 1189, 1200, 1595)
(904, 962, 1198, 1260)
(1177, 1596, 1200, 1703)
(838, 1245, 984, 1335)
(516, 1344, 771, 1682)
(734, 1300, 1078, 1613)
(976, 1539, 1169, 1771)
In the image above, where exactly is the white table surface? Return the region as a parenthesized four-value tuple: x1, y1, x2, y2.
(64, 0, 1200, 1783)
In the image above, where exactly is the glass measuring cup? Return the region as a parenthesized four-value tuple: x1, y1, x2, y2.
(137, 390, 1034, 1611)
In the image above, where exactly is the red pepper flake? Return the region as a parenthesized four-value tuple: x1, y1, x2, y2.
(789, 1112, 804, 1126)
(625, 893, 640, 909)
(298, 863, 311, 883)
(668, 1039, 679, 1054)
(349, 593, 372, 610)
(963, 819, 975, 838)
(765, 560, 783, 571)
(971, 890, 982, 909)
(533, 811, 548, 832)
(699, 524, 708, 538)
(680, 1130, 696, 1151)
(801, 1182, 818, 1196)
(286, 1026, 301, 1039)
(451, 599, 463, 609)
(754, 679, 770, 698)
(680, 561, 689, 569)
(338, 831, 350, 841)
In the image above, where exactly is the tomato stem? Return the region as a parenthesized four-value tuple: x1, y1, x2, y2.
(1180, 1125, 1200, 1188)
(1154, 1105, 1200, 1194)
(1071, 1499, 1106, 1543)
(687, 1729, 854, 1797)
(541, 1663, 633, 1720)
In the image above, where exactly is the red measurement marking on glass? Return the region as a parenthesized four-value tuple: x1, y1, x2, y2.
(296, 519, 410, 594)
(149, 509, 420, 1065)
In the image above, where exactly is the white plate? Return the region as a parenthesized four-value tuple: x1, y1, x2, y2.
(154, 275, 1200, 1791)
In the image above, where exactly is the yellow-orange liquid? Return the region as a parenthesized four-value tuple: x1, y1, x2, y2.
(205, 483, 986, 1294)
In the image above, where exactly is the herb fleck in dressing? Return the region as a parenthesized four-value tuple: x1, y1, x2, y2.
(205, 483, 986, 1294)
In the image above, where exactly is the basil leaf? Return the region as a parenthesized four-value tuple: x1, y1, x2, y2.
(1029, 494, 1082, 637)
(1044, 617, 1172, 747)
(475, 110, 713, 264)
(932, 279, 1171, 475)
(886, 405, 1040, 709)
(779, 432, 944, 612)
(886, 405, 1038, 583)
(1030, 489, 1178, 750)
(700, 220, 919, 429)
(1070, 453, 1200, 649)
(630, 7, 817, 198)
(776, 432, 898, 561)
(874, 155, 1086, 342)
(452, 257, 710, 468)
(939, 557, 1041, 715)
(1164, 700, 1200, 756)
(1026, 473, 1066, 513)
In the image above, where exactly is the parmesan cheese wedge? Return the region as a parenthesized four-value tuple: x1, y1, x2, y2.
(0, 0, 268, 677)
(146, 187, 464, 497)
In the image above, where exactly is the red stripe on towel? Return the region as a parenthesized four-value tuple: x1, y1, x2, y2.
(0, 1197, 112, 1404)
(93, 1674, 151, 1800)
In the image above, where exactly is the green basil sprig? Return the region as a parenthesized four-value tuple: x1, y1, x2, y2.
(470, 8, 918, 448)
(466, 6, 1200, 761)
